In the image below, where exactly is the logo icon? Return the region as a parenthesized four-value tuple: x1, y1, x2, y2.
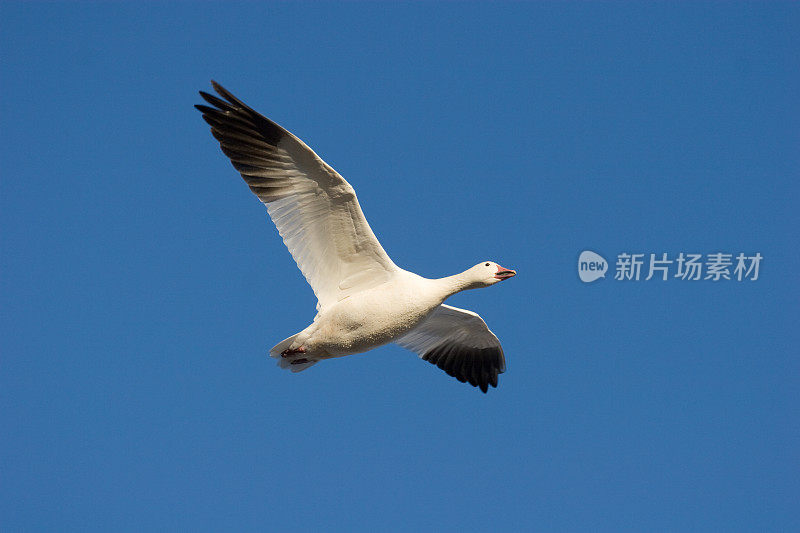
(578, 250, 607, 283)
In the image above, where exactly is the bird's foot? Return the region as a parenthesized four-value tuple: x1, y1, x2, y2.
(281, 346, 307, 358)
(290, 358, 310, 365)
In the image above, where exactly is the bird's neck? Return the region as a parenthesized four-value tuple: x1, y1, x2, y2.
(433, 270, 480, 300)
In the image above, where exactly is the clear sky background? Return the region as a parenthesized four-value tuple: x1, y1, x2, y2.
(1, 2, 798, 532)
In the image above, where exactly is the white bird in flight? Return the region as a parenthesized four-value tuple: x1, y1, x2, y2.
(195, 81, 516, 392)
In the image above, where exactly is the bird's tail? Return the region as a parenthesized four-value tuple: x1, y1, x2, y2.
(269, 334, 319, 373)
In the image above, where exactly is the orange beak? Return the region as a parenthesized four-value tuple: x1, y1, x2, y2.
(494, 265, 516, 280)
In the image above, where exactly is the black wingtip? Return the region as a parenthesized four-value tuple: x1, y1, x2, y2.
(209, 80, 246, 108)
(195, 80, 292, 154)
(199, 90, 235, 111)
(422, 345, 504, 393)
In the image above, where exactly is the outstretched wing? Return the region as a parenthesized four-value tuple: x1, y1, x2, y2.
(195, 81, 398, 309)
(395, 304, 506, 393)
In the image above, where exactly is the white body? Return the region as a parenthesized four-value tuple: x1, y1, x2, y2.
(290, 272, 448, 358)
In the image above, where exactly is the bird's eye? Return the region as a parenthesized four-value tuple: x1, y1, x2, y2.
(485, 263, 490, 267)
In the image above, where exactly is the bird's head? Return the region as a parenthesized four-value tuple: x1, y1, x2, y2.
(465, 261, 517, 288)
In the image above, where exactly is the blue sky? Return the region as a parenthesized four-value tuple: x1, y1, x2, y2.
(1, 2, 798, 531)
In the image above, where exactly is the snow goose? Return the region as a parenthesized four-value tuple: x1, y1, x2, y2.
(195, 81, 516, 393)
